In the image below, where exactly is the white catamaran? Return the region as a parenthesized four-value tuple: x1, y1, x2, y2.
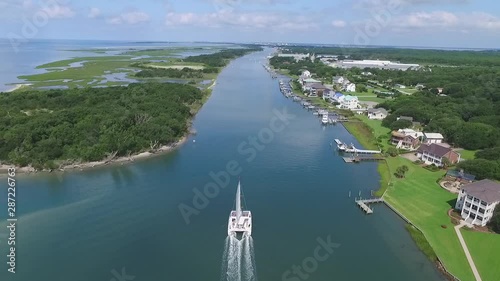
(227, 181, 252, 238)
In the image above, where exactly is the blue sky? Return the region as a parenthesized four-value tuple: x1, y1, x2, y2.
(1, 0, 499, 48)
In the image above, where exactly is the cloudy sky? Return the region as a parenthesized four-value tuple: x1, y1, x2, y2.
(1, 0, 499, 48)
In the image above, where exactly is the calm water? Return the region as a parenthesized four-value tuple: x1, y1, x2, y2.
(0, 39, 234, 92)
(0, 46, 445, 281)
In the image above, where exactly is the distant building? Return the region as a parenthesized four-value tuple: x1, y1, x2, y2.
(344, 83, 356, 92)
(395, 84, 406, 89)
(367, 108, 388, 120)
(415, 83, 426, 90)
(277, 53, 310, 62)
(332, 76, 347, 85)
(332, 59, 419, 71)
(423, 133, 444, 144)
(416, 143, 461, 167)
(455, 179, 500, 226)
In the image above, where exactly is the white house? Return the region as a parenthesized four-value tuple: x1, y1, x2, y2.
(301, 70, 311, 78)
(416, 143, 461, 167)
(367, 108, 388, 120)
(332, 76, 346, 85)
(455, 179, 500, 226)
(424, 133, 444, 144)
(344, 83, 356, 92)
(337, 95, 359, 110)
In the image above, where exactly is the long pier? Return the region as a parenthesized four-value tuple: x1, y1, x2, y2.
(334, 139, 381, 154)
(355, 198, 384, 214)
(343, 156, 385, 163)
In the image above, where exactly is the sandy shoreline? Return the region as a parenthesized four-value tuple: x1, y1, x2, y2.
(0, 135, 190, 176)
(4, 83, 31, 93)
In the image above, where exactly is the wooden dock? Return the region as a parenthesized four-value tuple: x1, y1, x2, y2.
(342, 156, 385, 163)
(355, 198, 384, 214)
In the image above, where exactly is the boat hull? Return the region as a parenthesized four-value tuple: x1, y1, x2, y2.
(227, 210, 252, 237)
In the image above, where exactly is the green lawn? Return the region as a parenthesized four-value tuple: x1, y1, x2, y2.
(457, 149, 477, 160)
(461, 229, 500, 281)
(353, 117, 500, 281)
(383, 157, 476, 281)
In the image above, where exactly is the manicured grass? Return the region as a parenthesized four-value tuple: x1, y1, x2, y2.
(457, 149, 477, 160)
(383, 156, 475, 281)
(358, 96, 387, 103)
(461, 229, 500, 281)
(343, 120, 379, 150)
(353, 116, 500, 281)
(375, 160, 391, 197)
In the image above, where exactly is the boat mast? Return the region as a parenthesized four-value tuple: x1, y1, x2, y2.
(236, 181, 242, 222)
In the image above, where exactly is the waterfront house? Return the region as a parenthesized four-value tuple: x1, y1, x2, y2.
(367, 108, 388, 120)
(337, 95, 359, 110)
(329, 92, 344, 104)
(390, 128, 423, 150)
(423, 133, 444, 144)
(455, 179, 500, 226)
(416, 143, 461, 167)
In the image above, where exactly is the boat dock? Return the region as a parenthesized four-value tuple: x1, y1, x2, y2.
(342, 156, 385, 163)
(334, 139, 381, 154)
(355, 198, 384, 214)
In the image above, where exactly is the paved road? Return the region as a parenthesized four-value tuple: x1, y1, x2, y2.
(454, 222, 483, 281)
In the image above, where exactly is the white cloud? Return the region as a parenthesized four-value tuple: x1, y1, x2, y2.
(165, 10, 318, 31)
(41, 5, 75, 19)
(107, 11, 150, 25)
(332, 20, 347, 28)
(88, 7, 101, 18)
(393, 11, 500, 31)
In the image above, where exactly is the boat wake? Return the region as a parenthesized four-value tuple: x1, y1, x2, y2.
(221, 235, 257, 281)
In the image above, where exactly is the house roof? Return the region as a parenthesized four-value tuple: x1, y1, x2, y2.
(462, 179, 500, 204)
(309, 83, 329, 90)
(303, 78, 321, 83)
(417, 143, 453, 157)
(424, 133, 444, 139)
(398, 116, 414, 122)
(368, 108, 388, 115)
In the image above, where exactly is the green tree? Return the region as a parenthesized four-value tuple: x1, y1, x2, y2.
(390, 119, 413, 131)
(386, 147, 398, 157)
(457, 159, 500, 180)
(489, 205, 500, 234)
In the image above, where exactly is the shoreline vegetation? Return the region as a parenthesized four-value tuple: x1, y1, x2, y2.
(0, 46, 262, 175)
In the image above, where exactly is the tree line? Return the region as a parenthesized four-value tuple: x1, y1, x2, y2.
(0, 83, 204, 170)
